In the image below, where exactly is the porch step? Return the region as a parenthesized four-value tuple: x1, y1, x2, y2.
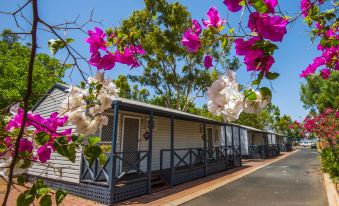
(151, 173, 168, 190)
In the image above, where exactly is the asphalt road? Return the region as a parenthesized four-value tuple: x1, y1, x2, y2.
(182, 149, 327, 206)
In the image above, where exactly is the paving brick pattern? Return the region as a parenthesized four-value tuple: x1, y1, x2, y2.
(0, 151, 296, 206)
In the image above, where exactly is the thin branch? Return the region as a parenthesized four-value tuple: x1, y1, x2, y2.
(2, 0, 38, 204)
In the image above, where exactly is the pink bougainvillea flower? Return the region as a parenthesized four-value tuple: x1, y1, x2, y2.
(223, 0, 243, 12)
(181, 29, 201, 53)
(320, 68, 331, 79)
(115, 45, 144, 68)
(89, 52, 116, 70)
(234, 37, 260, 55)
(204, 55, 213, 69)
(89, 52, 102, 67)
(202, 7, 225, 28)
(244, 50, 275, 72)
(37, 145, 52, 163)
(100, 53, 116, 70)
(300, 64, 317, 78)
(4, 137, 12, 147)
(264, 0, 278, 13)
(248, 12, 288, 42)
(234, 37, 275, 73)
(6, 108, 30, 132)
(85, 27, 107, 53)
(18, 138, 33, 153)
(192, 20, 202, 35)
(301, 0, 311, 17)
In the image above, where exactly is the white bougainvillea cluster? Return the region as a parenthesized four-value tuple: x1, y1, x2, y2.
(207, 70, 271, 122)
(60, 72, 119, 135)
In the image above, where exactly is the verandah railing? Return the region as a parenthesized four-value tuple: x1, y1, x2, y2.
(159, 145, 241, 185)
(80, 150, 149, 186)
(248, 144, 280, 159)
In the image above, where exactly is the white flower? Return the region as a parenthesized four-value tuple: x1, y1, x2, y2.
(60, 72, 120, 136)
(243, 90, 272, 114)
(243, 90, 262, 114)
(207, 70, 244, 122)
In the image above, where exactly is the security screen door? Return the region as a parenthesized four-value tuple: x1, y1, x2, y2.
(207, 128, 213, 148)
(122, 117, 140, 173)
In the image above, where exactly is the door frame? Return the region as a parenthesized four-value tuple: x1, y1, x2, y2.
(119, 115, 142, 174)
(206, 126, 214, 148)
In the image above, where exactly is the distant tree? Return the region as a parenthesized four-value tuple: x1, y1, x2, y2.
(113, 0, 239, 112)
(300, 71, 339, 112)
(0, 30, 66, 109)
(113, 75, 150, 102)
(235, 104, 294, 133)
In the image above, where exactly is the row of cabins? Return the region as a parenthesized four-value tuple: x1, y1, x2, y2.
(26, 83, 292, 205)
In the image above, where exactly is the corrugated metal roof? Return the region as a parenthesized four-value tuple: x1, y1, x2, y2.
(50, 83, 287, 137)
(114, 97, 221, 123)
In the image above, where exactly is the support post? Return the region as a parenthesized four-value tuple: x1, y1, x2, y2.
(224, 124, 228, 169)
(109, 101, 119, 189)
(237, 126, 242, 167)
(147, 110, 154, 194)
(170, 114, 174, 186)
(231, 126, 235, 168)
(203, 121, 207, 176)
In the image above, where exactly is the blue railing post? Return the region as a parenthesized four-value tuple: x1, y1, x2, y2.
(147, 110, 154, 194)
(203, 121, 207, 176)
(170, 114, 174, 186)
(224, 124, 228, 169)
(109, 101, 119, 190)
(231, 126, 235, 168)
(238, 126, 242, 167)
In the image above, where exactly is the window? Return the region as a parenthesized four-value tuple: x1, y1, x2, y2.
(100, 115, 114, 142)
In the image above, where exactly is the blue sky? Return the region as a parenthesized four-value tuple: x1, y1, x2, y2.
(0, 0, 319, 121)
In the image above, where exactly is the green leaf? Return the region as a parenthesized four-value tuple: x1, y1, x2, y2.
(80, 81, 86, 89)
(47, 38, 73, 55)
(265, 72, 280, 80)
(88, 137, 101, 145)
(55, 189, 67, 205)
(54, 137, 71, 158)
(48, 39, 63, 55)
(0, 144, 6, 153)
(35, 132, 50, 145)
(244, 89, 257, 101)
(19, 159, 32, 169)
(259, 87, 272, 97)
(83, 145, 102, 165)
(252, 79, 261, 86)
(40, 194, 52, 206)
(65, 38, 74, 44)
(67, 143, 76, 163)
(250, 0, 268, 13)
(99, 153, 107, 166)
(37, 188, 50, 198)
(17, 190, 35, 206)
(17, 176, 28, 186)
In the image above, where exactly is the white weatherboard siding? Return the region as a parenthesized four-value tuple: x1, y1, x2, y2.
(27, 87, 81, 183)
(248, 131, 265, 145)
(113, 111, 221, 172)
(27, 85, 227, 183)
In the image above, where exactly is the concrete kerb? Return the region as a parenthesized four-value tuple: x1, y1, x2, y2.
(164, 149, 301, 206)
(323, 173, 339, 206)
